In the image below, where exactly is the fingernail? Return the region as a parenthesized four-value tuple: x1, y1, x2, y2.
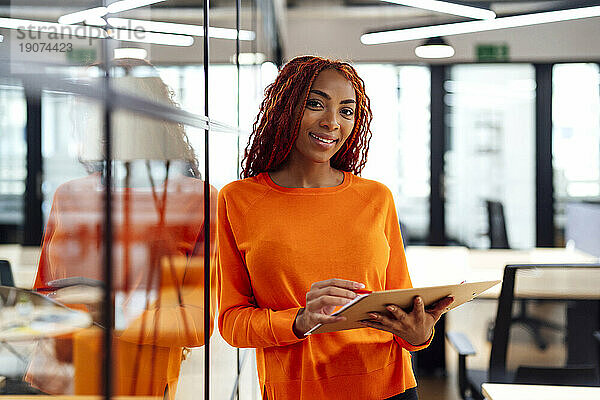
(416, 297, 423, 304)
(387, 305, 396, 312)
(368, 313, 378, 319)
(355, 283, 365, 289)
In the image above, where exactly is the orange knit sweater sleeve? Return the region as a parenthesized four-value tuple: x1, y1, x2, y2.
(217, 190, 306, 348)
(382, 187, 434, 352)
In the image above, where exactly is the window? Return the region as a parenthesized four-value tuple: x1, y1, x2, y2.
(445, 64, 536, 249)
(357, 64, 431, 242)
(552, 63, 600, 242)
(0, 78, 26, 229)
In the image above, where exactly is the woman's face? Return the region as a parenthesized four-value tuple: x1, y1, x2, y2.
(290, 68, 357, 166)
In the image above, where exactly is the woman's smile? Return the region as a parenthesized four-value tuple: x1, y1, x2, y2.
(308, 132, 339, 148)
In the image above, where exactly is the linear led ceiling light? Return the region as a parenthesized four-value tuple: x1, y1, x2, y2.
(107, 17, 256, 40)
(85, 17, 108, 27)
(107, 28, 194, 46)
(362, 5, 600, 44)
(107, 0, 167, 14)
(58, 1, 166, 25)
(0, 17, 107, 38)
(58, 7, 108, 25)
(381, 0, 496, 20)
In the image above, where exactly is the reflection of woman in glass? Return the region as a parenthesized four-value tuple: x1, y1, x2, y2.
(28, 59, 216, 399)
(218, 56, 452, 399)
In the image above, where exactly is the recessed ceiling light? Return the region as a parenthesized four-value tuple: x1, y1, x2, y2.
(114, 47, 148, 59)
(231, 52, 266, 65)
(414, 37, 455, 58)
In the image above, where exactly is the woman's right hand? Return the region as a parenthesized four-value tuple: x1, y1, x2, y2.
(293, 278, 365, 338)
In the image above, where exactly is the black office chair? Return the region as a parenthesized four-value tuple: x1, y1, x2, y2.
(484, 200, 562, 350)
(485, 200, 509, 249)
(0, 260, 14, 286)
(447, 264, 600, 400)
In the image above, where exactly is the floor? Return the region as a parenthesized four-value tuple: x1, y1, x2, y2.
(417, 375, 461, 400)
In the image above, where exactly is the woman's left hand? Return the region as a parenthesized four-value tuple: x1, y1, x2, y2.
(359, 296, 454, 346)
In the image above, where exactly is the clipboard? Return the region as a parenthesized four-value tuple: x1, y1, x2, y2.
(306, 280, 501, 335)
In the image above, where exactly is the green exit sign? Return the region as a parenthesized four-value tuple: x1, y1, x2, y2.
(476, 44, 509, 62)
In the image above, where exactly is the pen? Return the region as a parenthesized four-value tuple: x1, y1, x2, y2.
(353, 289, 372, 295)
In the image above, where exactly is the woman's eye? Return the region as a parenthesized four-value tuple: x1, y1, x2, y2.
(341, 108, 355, 118)
(306, 99, 322, 108)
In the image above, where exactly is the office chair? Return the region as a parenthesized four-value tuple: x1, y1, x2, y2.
(447, 264, 600, 400)
(485, 200, 509, 249)
(0, 260, 14, 286)
(484, 200, 562, 350)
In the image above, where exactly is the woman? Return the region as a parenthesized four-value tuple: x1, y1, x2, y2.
(217, 55, 452, 399)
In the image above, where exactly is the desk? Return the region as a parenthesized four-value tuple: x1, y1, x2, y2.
(405, 246, 599, 375)
(482, 383, 600, 400)
(406, 246, 598, 297)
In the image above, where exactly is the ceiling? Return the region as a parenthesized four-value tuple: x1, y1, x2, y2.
(2, 0, 599, 14)
(2, 0, 600, 48)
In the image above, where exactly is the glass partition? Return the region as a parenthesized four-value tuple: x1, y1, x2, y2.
(445, 64, 536, 249)
(0, 78, 26, 236)
(552, 63, 600, 245)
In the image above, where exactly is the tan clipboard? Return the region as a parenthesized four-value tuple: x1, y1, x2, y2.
(306, 280, 501, 335)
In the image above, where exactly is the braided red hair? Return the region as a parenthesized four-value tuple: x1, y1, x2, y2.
(241, 55, 373, 178)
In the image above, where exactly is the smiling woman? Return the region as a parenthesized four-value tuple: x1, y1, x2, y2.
(217, 55, 451, 400)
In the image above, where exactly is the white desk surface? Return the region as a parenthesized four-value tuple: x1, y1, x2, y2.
(482, 383, 600, 400)
(406, 246, 599, 298)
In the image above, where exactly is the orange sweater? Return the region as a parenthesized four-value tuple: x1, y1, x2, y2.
(217, 171, 431, 400)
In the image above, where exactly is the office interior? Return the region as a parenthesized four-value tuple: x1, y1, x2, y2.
(0, 0, 599, 399)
